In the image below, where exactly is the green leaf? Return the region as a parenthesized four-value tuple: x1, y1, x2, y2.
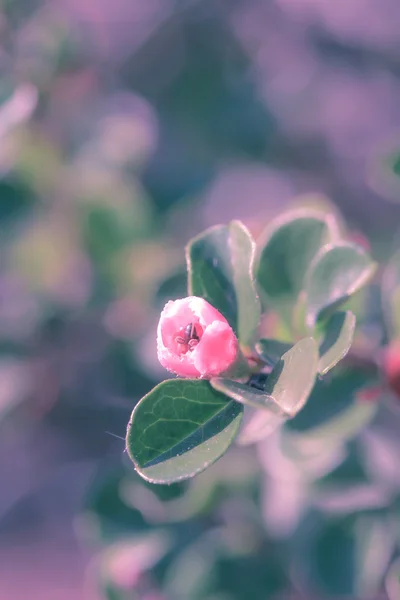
(264, 337, 318, 416)
(212, 337, 318, 445)
(126, 379, 243, 484)
(318, 311, 356, 375)
(229, 221, 262, 346)
(186, 221, 261, 346)
(305, 243, 376, 327)
(382, 249, 400, 339)
(255, 210, 337, 312)
(255, 338, 292, 366)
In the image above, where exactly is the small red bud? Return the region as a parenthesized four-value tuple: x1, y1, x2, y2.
(383, 340, 400, 399)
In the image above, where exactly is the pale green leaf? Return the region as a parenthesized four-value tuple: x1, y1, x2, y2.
(318, 311, 356, 375)
(306, 243, 376, 327)
(212, 337, 318, 445)
(264, 337, 318, 416)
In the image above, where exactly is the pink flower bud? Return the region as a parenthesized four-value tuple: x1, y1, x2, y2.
(157, 296, 239, 378)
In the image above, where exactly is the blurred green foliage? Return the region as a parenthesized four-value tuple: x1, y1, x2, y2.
(1, 0, 400, 598)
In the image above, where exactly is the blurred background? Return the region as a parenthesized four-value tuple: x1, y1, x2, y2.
(2, 1, 400, 598)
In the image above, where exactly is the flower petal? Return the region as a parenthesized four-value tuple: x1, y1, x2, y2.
(193, 320, 238, 377)
(157, 296, 238, 378)
(157, 346, 200, 377)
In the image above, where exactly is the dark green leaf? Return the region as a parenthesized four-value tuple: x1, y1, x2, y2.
(305, 243, 376, 327)
(186, 221, 261, 345)
(126, 379, 243, 484)
(186, 224, 238, 329)
(255, 338, 292, 366)
(318, 311, 356, 375)
(229, 221, 261, 346)
(255, 210, 337, 312)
